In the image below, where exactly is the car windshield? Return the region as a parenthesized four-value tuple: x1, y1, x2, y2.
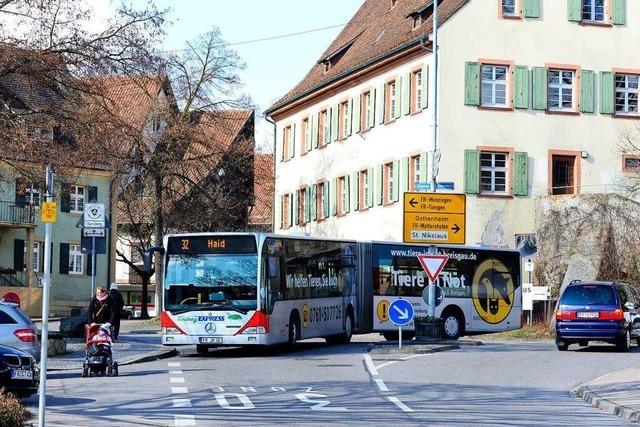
(164, 254, 258, 313)
(561, 285, 617, 306)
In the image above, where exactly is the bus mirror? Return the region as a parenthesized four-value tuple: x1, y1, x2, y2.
(267, 257, 279, 278)
(143, 247, 165, 272)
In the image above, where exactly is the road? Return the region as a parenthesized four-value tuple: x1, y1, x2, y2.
(24, 338, 638, 426)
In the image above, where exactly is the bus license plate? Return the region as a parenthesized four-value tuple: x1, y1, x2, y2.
(199, 337, 223, 344)
(10, 369, 33, 380)
(577, 312, 599, 319)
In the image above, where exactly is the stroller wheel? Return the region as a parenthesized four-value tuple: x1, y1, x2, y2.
(113, 362, 119, 377)
(107, 366, 113, 377)
(81, 366, 88, 378)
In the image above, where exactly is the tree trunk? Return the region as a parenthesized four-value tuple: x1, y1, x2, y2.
(154, 175, 164, 317)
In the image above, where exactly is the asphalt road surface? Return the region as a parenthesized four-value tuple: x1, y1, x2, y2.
(24, 339, 639, 426)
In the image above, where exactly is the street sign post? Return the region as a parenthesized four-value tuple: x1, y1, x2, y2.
(80, 203, 107, 296)
(522, 284, 550, 325)
(388, 299, 414, 349)
(403, 192, 466, 244)
(417, 253, 450, 317)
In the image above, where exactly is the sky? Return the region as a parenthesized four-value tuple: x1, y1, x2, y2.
(152, 0, 364, 151)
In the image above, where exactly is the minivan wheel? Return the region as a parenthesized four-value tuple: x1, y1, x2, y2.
(616, 330, 631, 352)
(578, 340, 588, 347)
(557, 342, 569, 351)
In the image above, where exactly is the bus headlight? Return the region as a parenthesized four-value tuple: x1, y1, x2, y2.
(163, 327, 183, 335)
(241, 326, 266, 334)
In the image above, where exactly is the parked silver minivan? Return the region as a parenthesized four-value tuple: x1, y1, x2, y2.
(0, 302, 39, 360)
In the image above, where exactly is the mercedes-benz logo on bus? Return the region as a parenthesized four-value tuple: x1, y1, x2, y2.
(205, 323, 217, 335)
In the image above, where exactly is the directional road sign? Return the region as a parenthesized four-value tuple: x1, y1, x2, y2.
(417, 254, 450, 282)
(83, 228, 106, 238)
(84, 203, 105, 228)
(388, 299, 414, 326)
(403, 192, 466, 244)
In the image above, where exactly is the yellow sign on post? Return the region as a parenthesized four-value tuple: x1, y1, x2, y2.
(402, 192, 466, 244)
(41, 201, 57, 223)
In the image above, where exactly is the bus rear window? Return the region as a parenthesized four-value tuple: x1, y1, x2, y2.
(560, 285, 617, 306)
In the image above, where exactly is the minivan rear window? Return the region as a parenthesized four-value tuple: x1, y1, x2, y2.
(561, 285, 617, 306)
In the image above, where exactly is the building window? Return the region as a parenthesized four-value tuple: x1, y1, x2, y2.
(339, 101, 349, 139)
(386, 81, 397, 121)
(282, 125, 292, 161)
(321, 110, 330, 146)
(502, 0, 517, 16)
(362, 91, 373, 131)
(582, 0, 606, 22)
(301, 118, 309, 154)
(384, 163, 394, 203)
(26, 183, 41, 207)
(481, 65, 509, 107)
(69, 244, 84, 275)
(338, 176, 348, 215)
(23, 241, 41, 272)
(551, 155, 577, 195)
(623, 155, 640, 172)
(360, 169, 369, 209)
(151, 115, 162, 133)
(410, 155, 422, 191)
(411, 70, 423, 113)
(317, 182, 326, 220)
(548, 69, 575, 111)
(480, 152, 509, 195)
(298, 188, 307, 224)
(70, 186, 85, 213)
(281, 194, 290, 229)
(615, 74, 639, 116)
(413, 15, 422, 29)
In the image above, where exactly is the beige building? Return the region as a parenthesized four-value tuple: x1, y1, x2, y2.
(266, 0, 639, 248)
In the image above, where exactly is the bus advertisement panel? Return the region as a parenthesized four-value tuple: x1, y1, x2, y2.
(372, 243, 521, 338)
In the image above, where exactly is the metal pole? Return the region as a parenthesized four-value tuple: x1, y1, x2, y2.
(398, 325, 402, 350)
(431, 0, 440, 192)
(38, 165, 53, 427)
(427, 246, 437, 318)
(91, 237, 96, 296)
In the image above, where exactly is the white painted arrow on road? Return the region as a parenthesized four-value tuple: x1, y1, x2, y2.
(393, 306, 409, 320)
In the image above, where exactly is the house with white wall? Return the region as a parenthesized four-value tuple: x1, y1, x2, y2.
(266, 0, 639, 248)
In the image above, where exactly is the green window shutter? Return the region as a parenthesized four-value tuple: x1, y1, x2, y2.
(400, 157, 409, 194)
(600, 71, 614, 114)
(419, 152, 429, 183)
(513, 152, 529, 196)
(580, 70, 595, 113)
(421, 65, 429, 109)
(612, 0, 626, 25)
(523, 0, 540, 18)
(464, 150, 480, 194)
(367, 168, 374, 208)
(532, 67, 548, 111)
(514, 66, 529, 109)
(375, 165, 383, 206)
(311, 184, 317, 221)
(330, 105, 338, 143)
(344, 175, 351, 214)
(392, 160, 400, 202)
(324, 182, 330, 218)
(352, 171, 359, 211)
(402, 73, 411, 116)
(567, 0, 581, 22)
(331, 178, 338, 216)
(464, 62, 480, 106)
(304, 188, 310, 223)
(312, 114, 319, 149)
(59, 243, 69, 275)
(376, 84, 385, 125)
(88, 186, 98, 202)
(346, 98, 353, 137)
(353, 96, 361, 134)
(290, 123, 296, 158)
(294, 190, 299, 225)
(394, 77, 402, 120)
(13, 239, 24, 271)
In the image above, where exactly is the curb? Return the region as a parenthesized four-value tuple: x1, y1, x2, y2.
(575, 385, 640, 423)
(368, 342, 461, 354)
(46, 347, 178, 372)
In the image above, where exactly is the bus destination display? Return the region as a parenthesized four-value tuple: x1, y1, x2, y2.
(167, 235, 257, 255)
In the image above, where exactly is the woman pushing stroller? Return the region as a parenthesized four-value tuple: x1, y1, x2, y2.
(82, 287, 119, 377)
(87, 286, 117, 327)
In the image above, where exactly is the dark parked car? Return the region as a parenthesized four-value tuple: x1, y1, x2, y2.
(0, 345, 39, 398)
(556, 281, 640, 352)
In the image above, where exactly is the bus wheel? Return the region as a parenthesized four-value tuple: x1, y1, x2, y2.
(326, 312, 354, 345)
(441, 309, 464, 340)
(196, 345, 209, 354)
(288, 314, 300, 346)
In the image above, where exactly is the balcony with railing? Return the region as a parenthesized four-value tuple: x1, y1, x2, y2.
(0, 200, 35, 227)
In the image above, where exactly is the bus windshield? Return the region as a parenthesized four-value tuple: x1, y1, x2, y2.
(164, 254, 258, 313)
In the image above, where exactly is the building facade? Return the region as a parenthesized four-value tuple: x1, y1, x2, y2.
(267, 0, 639, 248)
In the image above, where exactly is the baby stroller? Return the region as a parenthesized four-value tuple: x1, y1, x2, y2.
(82, 323, 118, 377)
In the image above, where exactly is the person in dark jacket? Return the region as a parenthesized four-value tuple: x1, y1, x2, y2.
(109, 283, 125, 339)
(87, 287, 116, 327)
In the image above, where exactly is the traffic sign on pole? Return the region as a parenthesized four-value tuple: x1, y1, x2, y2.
(403, 192, 466, 244)
(417, 254, 450, 282)
(389, 299, 414, 326)
(84, 203, 105, 228)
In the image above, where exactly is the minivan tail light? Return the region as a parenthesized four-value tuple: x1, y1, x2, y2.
(556, 310, 576, 321)
(14, 329, 37, 343)
(235, 311, 269, 335)
(600, 309, 624, 321)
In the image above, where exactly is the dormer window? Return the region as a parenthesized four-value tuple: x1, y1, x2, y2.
(323, 61, 331, 73)
(319, 36, 359, 74)
(391, 0, 398, 8)
(413, 15, 422, 29)
(408, 1, 438, 30)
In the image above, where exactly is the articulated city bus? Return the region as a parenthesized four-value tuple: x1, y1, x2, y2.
(159, 233, 521, 351)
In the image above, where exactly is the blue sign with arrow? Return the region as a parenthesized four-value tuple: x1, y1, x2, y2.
(388, 299, 414, 326)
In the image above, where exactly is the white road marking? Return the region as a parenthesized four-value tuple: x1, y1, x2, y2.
(363, 354, 379, 376)
(168, 362, 181, 367)
(174, 415, 196, 426)
(400, 354, 430, 361)
(170, 370, 183, 375)
(374, 378, 389, 392)
(387, 396, 414, 413)
(374, 361, 397, 371)
(171, 387, 189, 394)
(172, 399, 192, 408)
(170, 377, 185, 383)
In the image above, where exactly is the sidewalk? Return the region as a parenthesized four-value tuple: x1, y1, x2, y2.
(575, 368, 640, 423)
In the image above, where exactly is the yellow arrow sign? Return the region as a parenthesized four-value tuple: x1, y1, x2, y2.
(403, 192, 466, 244)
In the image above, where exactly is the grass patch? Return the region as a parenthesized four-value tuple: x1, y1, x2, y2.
(475, 322, 554, 342)
(139, 317, 160, 326)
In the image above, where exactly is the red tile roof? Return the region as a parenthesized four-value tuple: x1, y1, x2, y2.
(267, 0, 468, 114)
(250, 153, 274, 228)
